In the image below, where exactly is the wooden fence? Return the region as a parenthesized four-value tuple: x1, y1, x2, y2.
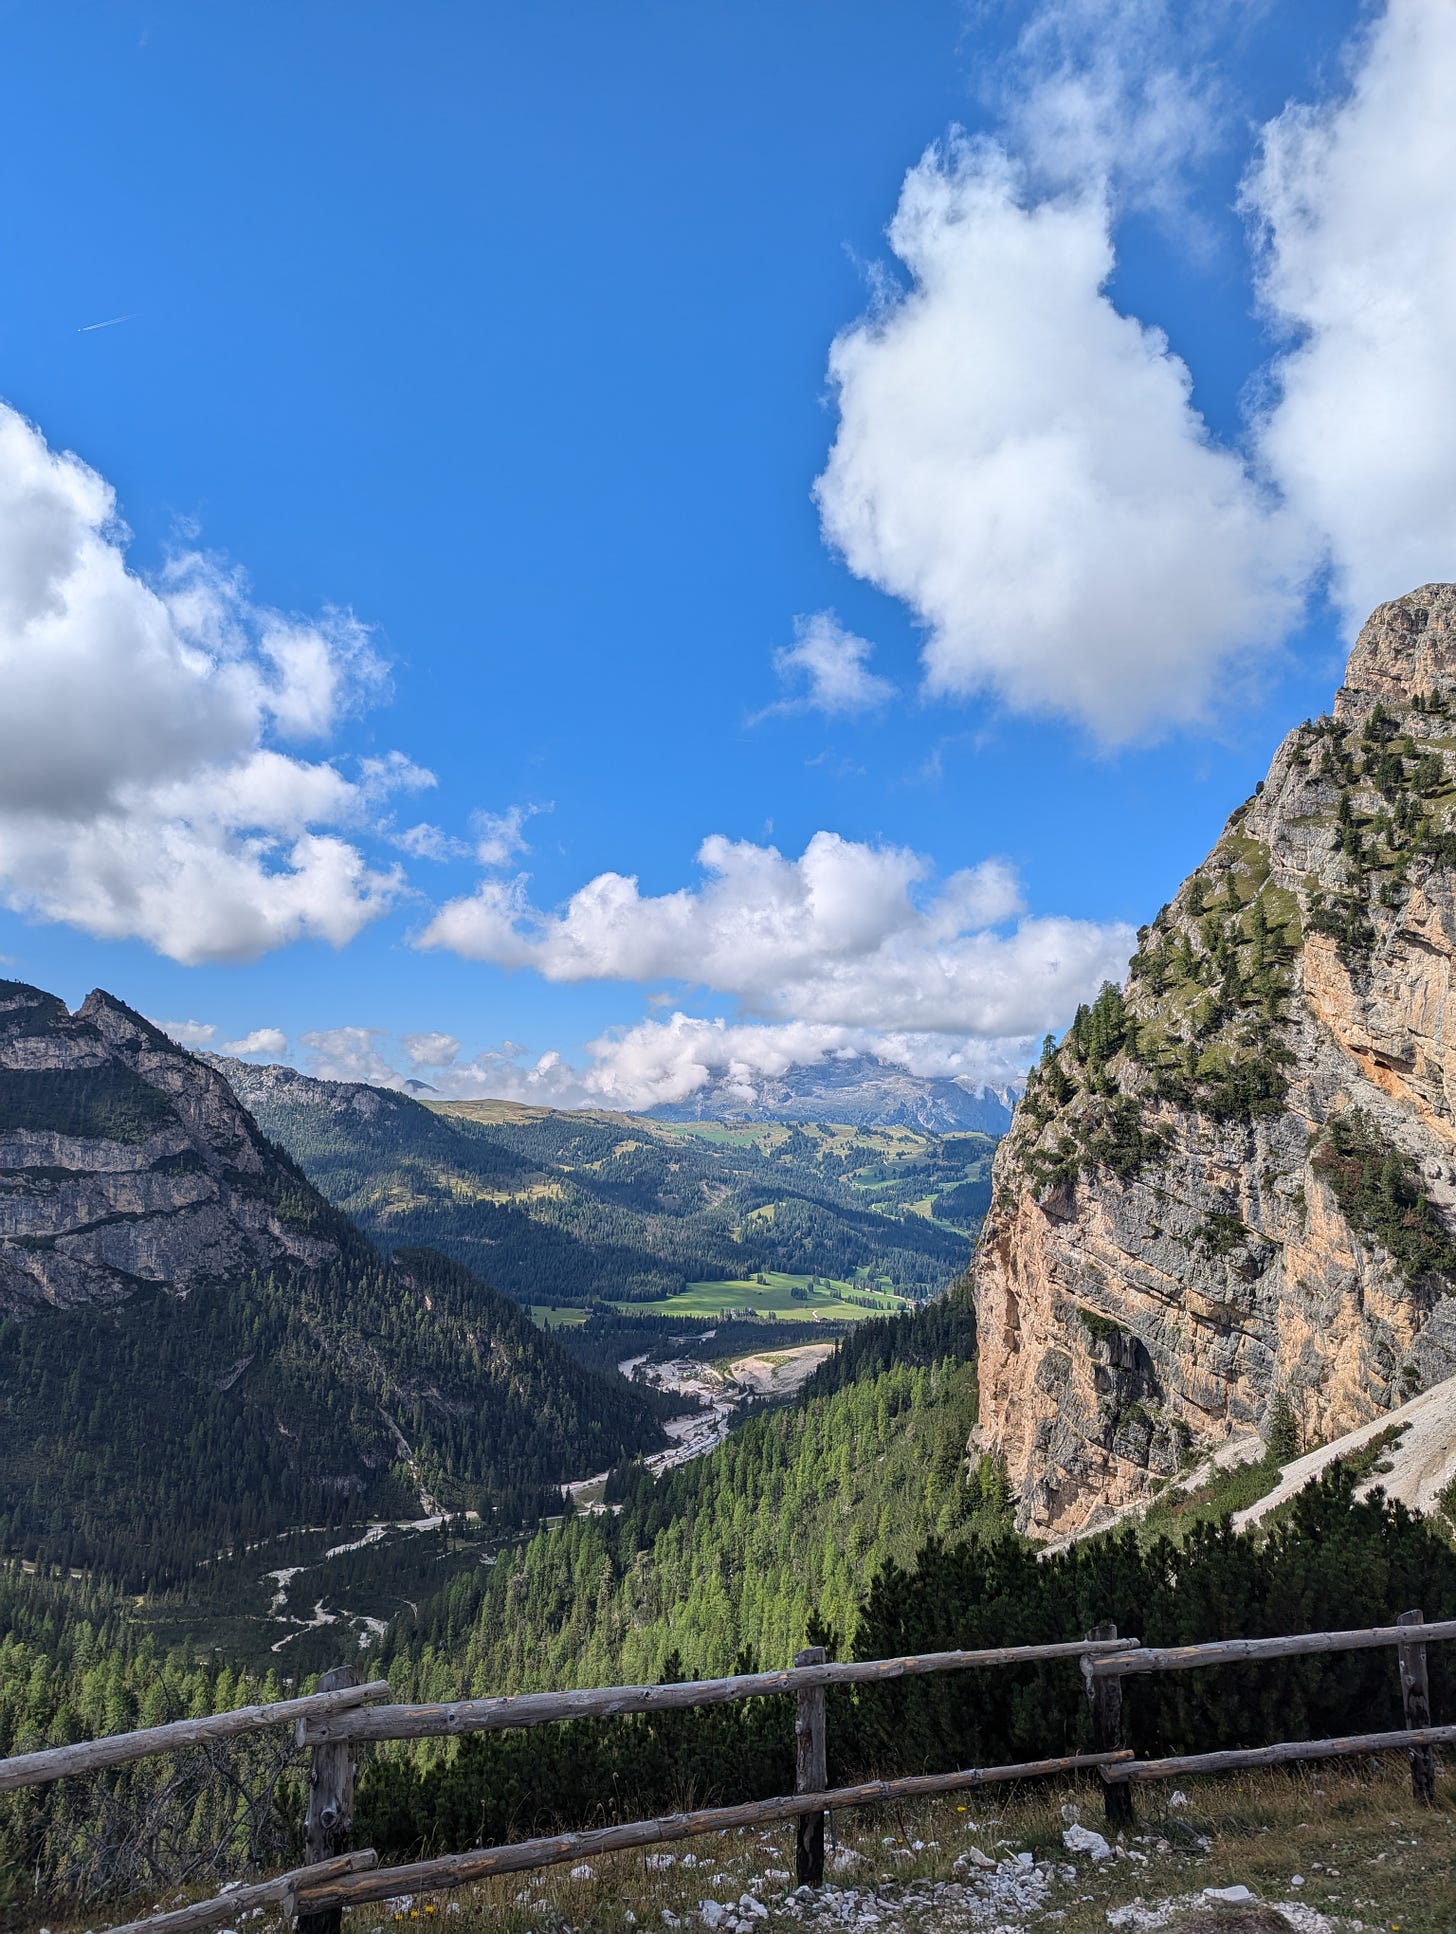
(2, 1613, 1452, 1934)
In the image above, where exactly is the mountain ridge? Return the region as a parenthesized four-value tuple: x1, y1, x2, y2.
(0, 980, 671, 1584)
(211, 1055, 987, 1306)
(974, 583, 1456, 1537)
(645, 1054, 1018, 1134)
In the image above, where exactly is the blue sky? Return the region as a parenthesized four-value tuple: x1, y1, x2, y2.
(2, 0, 1451, 1108)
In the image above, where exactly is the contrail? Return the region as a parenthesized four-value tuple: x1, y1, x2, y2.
(77, 313, 134, 333)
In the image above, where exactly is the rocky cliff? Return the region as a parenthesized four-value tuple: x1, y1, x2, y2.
(0, 980, 346, 1311)
(975, 583, 1456, 1536)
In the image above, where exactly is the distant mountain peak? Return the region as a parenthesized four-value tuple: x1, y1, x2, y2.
(647, 1054, 1019, 1134)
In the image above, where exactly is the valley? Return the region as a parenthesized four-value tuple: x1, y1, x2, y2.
(12, 589, 1456, 1932)
(219, 1061, 990, 1309)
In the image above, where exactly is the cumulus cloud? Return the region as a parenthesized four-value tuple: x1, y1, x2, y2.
(402, 1030, 460, 1067)
(224, 1026, 289, 1058)
(575, 1013, 1035, 1111)
(999, 0, 1227, 210)
(394, 822, 471, 862)
(0, 401, 413, 961)
(156, 1018, 217, 1050)
(814, 137, 1308, 745)
(473, 804, 546, 868)
(1247, 0, 1456, 631)
(418, 828, 1132, 1039)
(755, 612, 895, 720)
(285, 1010, 1046, 1114)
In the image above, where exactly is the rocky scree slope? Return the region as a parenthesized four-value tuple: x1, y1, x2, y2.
(975, 583, 1456, 1536)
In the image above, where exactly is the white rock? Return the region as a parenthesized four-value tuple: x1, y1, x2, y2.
(681, 1854, 699, 1868)
(1291, 1874, 1305, 1887)
(1204, 1884, 1255, 1904)
(1168, 1789, 1188, 1808)
(1062, 1823, 1112, 1862)
(647, 1854, 677, 1871)
(570, 1864, 596, 1880)
(662, 1913, 681, 1928)
(738, 1894, 769, 1919)
(1060, 1803, 1081, 1826)
(700, 1903, 728, 1929)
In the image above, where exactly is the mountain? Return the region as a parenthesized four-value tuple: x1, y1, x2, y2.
(212, 1060, 989, 1304)
(0, 980, 344, 1311)
(974, 583, 1456, 1537)
(0, 980, 670, 1586)
(646, 1056, 1018, 1134)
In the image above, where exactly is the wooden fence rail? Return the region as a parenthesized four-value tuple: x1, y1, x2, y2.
(297, 1640, 1140, 1747)
(288, 1753, 1135, 1916)
(101, 1852, 379, 1934)
(4, 1612, 1447, 1934)
(0, 1679, 391, 1792)
(1103, 1722, 1456, 1784)
(1085, 1618, 1456, 1678)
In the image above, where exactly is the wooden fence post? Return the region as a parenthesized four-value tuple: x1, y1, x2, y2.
(794, 1645, 828, 1887)
(1397, 1609, 1437, 1806)
(1084, 1625, 1133, 1831)
(296, 1665, 360, 1934)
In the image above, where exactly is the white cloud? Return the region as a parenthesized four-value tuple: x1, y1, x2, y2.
(757, 611, 894, 720)
(1000, 0, 1227, 211)
(282, 1011, 1045, 1114)
(813, 135, 1309, 744)
(300, 1026, 402, 1087)
(224, 1026, 289, 1058)
(402, 1030, 460, 1067)
(473, 803, 546, 869)
(418, 828, 1132, 1039)
(1247, 0, 1456, 631)
(576, 1013, 1037, 1111)
(394, 822, 470, 862)
(156, 1017, 217, 1050)
(0, 401, 409, 962)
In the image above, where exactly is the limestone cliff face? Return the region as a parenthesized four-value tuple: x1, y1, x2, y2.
(0, 980, 343, 1311)
(975, 584, 1456, 1536)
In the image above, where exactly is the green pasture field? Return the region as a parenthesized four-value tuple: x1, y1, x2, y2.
(609, 1269, 908, 1323)
(529, 1305, 591, 1328)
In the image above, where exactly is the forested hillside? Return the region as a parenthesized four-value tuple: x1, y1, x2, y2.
(376, 1275, 989, 1699)
(215, 1061, 990, 1305)
(0, 982, 672, 1592)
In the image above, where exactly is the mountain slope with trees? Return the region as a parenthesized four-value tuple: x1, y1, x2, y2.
(213, 1062, 989, 1305)
(0, 981, 670, 1590)
(978, 583, 1456, 1536)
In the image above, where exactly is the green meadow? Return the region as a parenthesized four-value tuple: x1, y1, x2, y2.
(608, 1269, 909, 1323)
(529, 1304, 591, 1328)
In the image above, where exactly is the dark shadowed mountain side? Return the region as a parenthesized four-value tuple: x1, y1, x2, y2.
(212, 1060, 989, 1305)
(646, 1056, 1018, 1134)
(0, 981, 670, 1588)
(976, 583, 1456, 1537)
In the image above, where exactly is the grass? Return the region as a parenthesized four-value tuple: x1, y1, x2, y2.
(53, 1761, 1456, 1934)
(610, 1272, 908, 1324)
(530, 1305, 591, 1328)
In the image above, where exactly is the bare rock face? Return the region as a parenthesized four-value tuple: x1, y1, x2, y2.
(0, 980, 342, 1311)
(975, 583, 1456, 1536)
